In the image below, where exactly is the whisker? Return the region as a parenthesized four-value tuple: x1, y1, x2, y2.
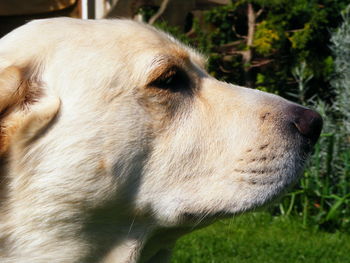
(127, 216, 135, 239)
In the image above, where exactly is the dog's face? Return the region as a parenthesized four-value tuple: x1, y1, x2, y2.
(0, 18, 322, 262)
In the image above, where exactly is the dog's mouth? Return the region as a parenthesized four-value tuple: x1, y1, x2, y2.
(181, 210, 233, 225)
(174, 145, 311, 227)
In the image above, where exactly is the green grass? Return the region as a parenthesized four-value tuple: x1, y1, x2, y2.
(171, 213, 350, 263)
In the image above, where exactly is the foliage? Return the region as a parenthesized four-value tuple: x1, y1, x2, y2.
(273, 7, 350, 231)
(154, 0, 348, 101)
(330, 6, 350, 135)
(254, 21, 280, 55)
(276, 131, 350, 231)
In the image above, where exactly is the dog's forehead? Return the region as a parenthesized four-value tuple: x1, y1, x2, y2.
(99, 20, 207, 80)
(1, 18, 206, 73)
(113, 20, 206, 70)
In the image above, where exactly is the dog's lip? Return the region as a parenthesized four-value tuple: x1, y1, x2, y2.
(182, 210, 234, 223)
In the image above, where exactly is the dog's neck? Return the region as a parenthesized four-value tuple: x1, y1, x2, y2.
(1, 211, 179, 263)
(80, 210, 187, 263)
(0, 168, 180, 263)
(0, 146, 187, 263)
(101, 227, 180, 263)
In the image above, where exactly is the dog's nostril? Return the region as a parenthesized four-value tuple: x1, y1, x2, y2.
(289, 106, 323, 145)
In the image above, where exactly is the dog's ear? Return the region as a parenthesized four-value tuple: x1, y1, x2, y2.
(0, 64, 60, 156)
(0, 66, 24, 112)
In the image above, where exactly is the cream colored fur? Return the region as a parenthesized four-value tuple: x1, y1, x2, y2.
(0, 18, 310, 263)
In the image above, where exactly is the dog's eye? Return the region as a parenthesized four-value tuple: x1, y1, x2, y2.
(151, 68, 190, 92)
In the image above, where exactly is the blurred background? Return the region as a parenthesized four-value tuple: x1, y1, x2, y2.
(1, 1, 349, 262)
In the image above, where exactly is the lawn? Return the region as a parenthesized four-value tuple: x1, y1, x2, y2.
(171, 213, 350, 263)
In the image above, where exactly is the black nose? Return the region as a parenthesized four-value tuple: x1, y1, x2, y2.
(288, 105, 323, 145)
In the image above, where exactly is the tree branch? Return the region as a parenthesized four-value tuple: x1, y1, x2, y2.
(232, 24, 246, 39)
(256, 8, 264, 19)
(149, 0, 170, 25)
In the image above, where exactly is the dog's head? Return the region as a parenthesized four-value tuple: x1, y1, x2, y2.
(0, 18, 322, 261)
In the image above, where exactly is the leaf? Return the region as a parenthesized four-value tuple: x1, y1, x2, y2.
(325, 193, 350, 221)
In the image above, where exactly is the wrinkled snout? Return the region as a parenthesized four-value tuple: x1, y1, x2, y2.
(287, 105, 323, 145)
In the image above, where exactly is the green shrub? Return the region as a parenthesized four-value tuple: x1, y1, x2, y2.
(276, 5, 350, 232)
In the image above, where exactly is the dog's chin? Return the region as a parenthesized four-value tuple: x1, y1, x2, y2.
(179, 211, 230, 227)
(175, 161, 307, 227)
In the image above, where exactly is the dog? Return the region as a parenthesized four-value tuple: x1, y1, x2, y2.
(0, 18, 322, 263)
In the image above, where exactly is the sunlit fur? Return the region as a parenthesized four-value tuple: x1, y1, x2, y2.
(0, 18, 308, 263)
